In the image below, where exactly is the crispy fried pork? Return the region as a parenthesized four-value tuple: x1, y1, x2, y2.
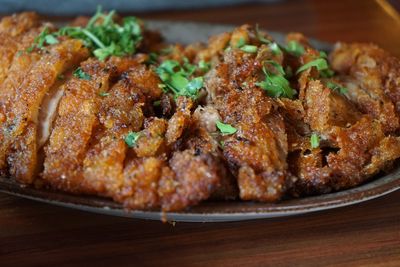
(1, 11, 400, 212)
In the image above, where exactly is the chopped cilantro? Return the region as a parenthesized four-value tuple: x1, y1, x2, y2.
(216, 121, 237, 135)
(156, 59, 204, 99)
(198, 60, 211, 72)
(99, 92, 109, 97)
(255, 24, 271, 44)
(125, 132, 140, 148)
(269, 42, 282, 55)
(256, 62, 295, 99)
(285, 40, 305, 57)
(32, 7, 142, 61)
(296, 58, 329, 74)
(235, 37, 246, 48)
(310, 133, 320, 149)
(240, 45, 258, 53)
(73, 67, 91, 80)
(326, 81, 348, 94)
(26, 26, 58, 52)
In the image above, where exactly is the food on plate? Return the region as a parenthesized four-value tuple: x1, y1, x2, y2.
(0, 9, 399, 212)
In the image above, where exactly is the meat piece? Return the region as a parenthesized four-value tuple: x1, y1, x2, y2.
(206, 47, 290, 202)
(81, 66, 162, 197)
(330, 43, 400, 133)
(304, 80, 361, 133)
(42, 58, 115, 192)
(158, 149, 224, 211)
(134, 118, 168, 157)
(0, 39, 89, 183)
(0, 12, 40, 36)
(165, 96, 193, 146)
(117, 157, 165, 210)
(0, 14, 43, 86)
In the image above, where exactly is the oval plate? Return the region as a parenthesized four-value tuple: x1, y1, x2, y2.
(0, 21, 399, 222)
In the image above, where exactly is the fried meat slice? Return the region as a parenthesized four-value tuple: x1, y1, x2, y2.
(304, 80, 361, 133)
(81, 66, 161, 197)
(116, 118, 168, 209)
(292, 79, 400, 195)
(0, 39, 89, 183)
(330, 43, 400, 133)
(42, 58, 115, 192)
(206, 51, 289, 202)
(0, 13, 42, 85)
(158, 149, 225, 211)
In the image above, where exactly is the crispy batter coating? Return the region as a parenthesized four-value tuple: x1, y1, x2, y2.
(158, 149, 224, 211)
(330, 43, 400, 133)
(42, 58, 114, 191)
(0, 39, 89, 183)
(2, 13, 400, 212)
(206, 47, 290, 202)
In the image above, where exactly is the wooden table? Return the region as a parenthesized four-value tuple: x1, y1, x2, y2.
(1, 0, 400, 266)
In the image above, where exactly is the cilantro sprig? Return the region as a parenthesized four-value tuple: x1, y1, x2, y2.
(28, 7, 142, 61)
(256, 60, 296, 99)
(310, 133, 320, 149)
(73, 67, 91, 80)
(125, 132, 141, 148)
(156, 59, 204, 99)
(216, 121, 237, 135)
(296, 56, 334, 78)
(326, 81, 348, 94)
(26, 26, 59, 52)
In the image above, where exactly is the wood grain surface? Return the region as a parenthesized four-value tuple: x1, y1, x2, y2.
(1, 0, 400, 266)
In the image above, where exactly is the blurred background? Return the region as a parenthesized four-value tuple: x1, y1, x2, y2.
(0, 0, 398, 56)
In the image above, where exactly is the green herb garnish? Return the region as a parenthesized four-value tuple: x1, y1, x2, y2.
(198, 60, 211, 72)
(256, 62, 295, 99)
(125, 132, 140, 148)
(285, 40, 305, 57)
(269, 42, 282, 55)
(255, 24, 271, 44)
(26, 26, 59, 52)
(296, 58, 329, 74)
(310, 133, 320, 149)
(240, 45, 258, 53)
(73, 67, 91, 80)
(326, 81, 348, 94)
(156, 59, 204, 99)
(99, 92, 109, 97)
(216, 121, 237, 135)
(235, 37, 246, 48)
(30, 7, 142, 61)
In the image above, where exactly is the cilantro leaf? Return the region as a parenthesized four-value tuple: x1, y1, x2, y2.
(296, 58, 329, 74)
(99, 92, 109, 97)
(255, 24, 271, 44)
(156, 59, 204, 99)
(125, 132, 140, 148)
(256, 63, 295, 99)
(285, 40, 305, 57)
(216, 121, 237, 135)
(310, 133, 320, 149)
(42, 7, 142, 61)
(241, 45, 258, 53)
(27, 26, 58, 52)
(198, 60, 211, 72)
(326, 81, 348, 94)
(73, 67, 91, 80)
(269, 42, 282, 55)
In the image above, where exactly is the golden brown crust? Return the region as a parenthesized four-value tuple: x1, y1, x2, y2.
(0, 39, 89, 183)
(1, 13, 400, 212)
